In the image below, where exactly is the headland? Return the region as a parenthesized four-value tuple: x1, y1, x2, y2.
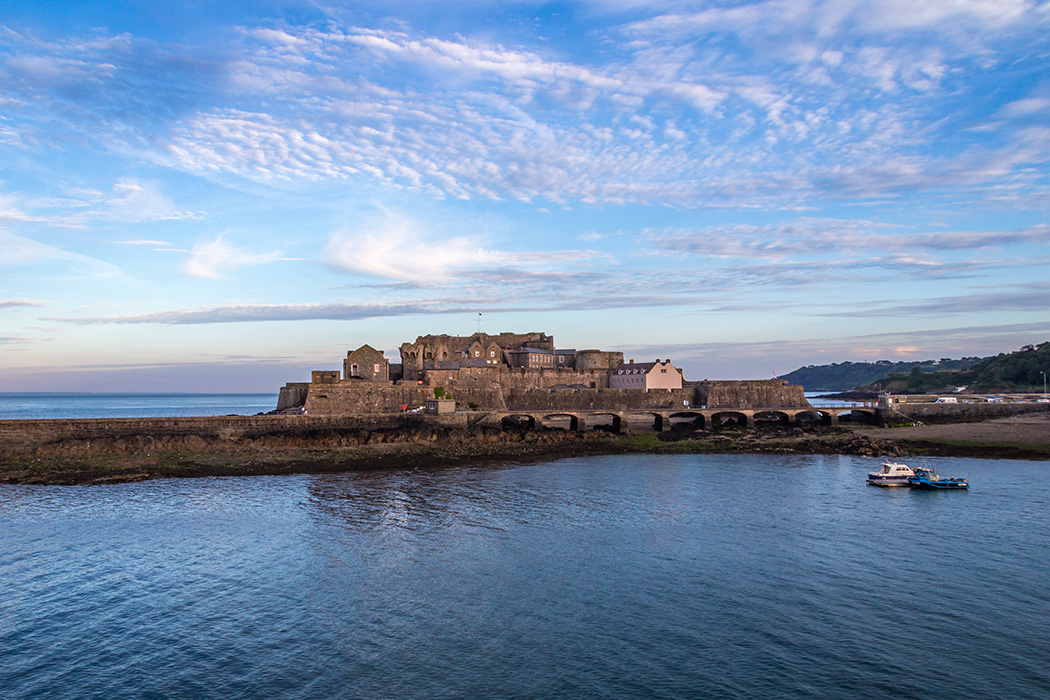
(4, 329, 1049, 484)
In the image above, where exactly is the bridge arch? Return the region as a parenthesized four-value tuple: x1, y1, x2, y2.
(541, 413, 580, 431)
(794, 410, 830, 426)
(501, 414, 536, 431)
(834, 408, 877, 425)
(582, 412, 622, 433)
(711, 411, 749, 429)
(625, 412, 664, 431)
(754, 410, 791, 427)
(669, 412, 705, 430)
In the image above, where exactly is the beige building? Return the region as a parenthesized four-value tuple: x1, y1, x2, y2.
(609, 359, 683, 391)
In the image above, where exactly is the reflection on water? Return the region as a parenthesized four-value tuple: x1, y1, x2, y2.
(2, 454, 1048, 699)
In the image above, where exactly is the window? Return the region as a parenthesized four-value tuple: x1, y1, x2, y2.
(661, 369, 667, 373)
(374, 364, 380, 373)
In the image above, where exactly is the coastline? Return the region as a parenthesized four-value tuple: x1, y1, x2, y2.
(3, 412, 1048, 485)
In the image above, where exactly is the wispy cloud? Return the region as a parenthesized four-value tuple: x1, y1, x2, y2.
(4, 11, 1047, 209)
(0, 297, 46, 309)
(49, 301, 482, 325)
(0, 231, 122, 277)
(648, 221, 1050, 259)
(834, 282, 1050, 317)
(181, 236, 284, 279)
(322, 208, 603, 282)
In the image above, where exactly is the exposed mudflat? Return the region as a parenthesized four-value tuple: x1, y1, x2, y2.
(854, 412, 1050, 454)
(2, 414, 1047, 485)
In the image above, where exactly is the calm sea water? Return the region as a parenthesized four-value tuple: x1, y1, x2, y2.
(2, 453, 1048, 699)
(0, 393, 279, 420)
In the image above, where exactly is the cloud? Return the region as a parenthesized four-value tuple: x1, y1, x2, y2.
(648, 220, 1050, 259)
(49, 301, 482, 325)
(0, 231, 122, 277)
(181, 236, 284, 279)
(628, 0, 1040, 40)
(111, 239, 175, 246)
(104, 180, 201, 222)
(323, 208, 604, 282)
(2, 6, 1049, 212)
(840, 283, 1050, 317)
(0, 298, 46, 309)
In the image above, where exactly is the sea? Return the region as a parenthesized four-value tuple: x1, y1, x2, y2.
(0, 393, 279, 420)
(2, 452, 1048, 699)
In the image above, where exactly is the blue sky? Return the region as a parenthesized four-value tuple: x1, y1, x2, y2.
(2, 0, 1049, 392)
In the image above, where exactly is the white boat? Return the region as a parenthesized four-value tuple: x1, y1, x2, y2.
(867, 461, 916, 487)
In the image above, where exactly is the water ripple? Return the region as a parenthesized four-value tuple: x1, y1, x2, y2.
(2, 454, 1048, 699)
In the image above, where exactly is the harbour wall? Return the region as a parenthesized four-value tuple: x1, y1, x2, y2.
(0, 414, 473, 459)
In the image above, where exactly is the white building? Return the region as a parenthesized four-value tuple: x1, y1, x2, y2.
(609, 359, 683, 391)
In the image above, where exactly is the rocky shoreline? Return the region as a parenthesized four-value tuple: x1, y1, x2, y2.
(3, 412, 1048, 485)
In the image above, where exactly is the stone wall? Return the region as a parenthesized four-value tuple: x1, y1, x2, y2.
(575, 350, 625, 371)
(0, 414, 429, 458)
(276, 382, 310, 411)
(695, 380, 810, 408)
(294, 375, 814, 415)
(400, 331, 553, 380)
(882, 401, 1050, 424)
(303, 382, 507, 414)
(426, 366, 612, 393)
(506, 388, 694, 410)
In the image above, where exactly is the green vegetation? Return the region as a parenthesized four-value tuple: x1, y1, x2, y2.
(780, 358, 979, 391)
(783, 341, 1050, 393)
(868, 342, 1050, 393)
(433, 387, 446, 399)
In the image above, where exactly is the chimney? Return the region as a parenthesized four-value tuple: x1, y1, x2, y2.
(629, 359, 634, 364)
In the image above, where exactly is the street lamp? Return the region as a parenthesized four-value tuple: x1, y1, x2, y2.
(1042, 370, 1047, 398)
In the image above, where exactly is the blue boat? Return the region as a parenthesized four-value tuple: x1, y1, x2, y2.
(907, 466, 969, 490)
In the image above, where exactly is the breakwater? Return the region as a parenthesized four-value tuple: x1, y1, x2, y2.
(880, 400, 1050, 423)
(0, 414, 625, 485)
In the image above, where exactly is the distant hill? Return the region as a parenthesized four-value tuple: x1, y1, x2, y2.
(778, 343, 1050, 393)
(780, 357, 980, 392)
(865, 342, 1050, 394)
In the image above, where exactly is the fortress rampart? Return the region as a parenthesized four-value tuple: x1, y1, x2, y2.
(695, 380, 810, 409)
(279, 331, 811, 416)
(286, 378, 810, 416)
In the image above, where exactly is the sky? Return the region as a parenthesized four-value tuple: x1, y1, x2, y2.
(2, 0, 1050, 393)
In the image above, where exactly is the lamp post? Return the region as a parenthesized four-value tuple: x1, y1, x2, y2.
(1042, 370, 1047, 398)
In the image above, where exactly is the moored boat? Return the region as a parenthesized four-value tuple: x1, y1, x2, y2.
(867, 461, 917, 487)
(907, 466, 969, 490)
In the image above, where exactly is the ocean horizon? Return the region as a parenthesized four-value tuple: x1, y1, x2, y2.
(0, 392, 280, 420)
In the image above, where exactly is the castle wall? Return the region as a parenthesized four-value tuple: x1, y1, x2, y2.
(575, 350, 625, 371)
(276, 382, 310, 411)
(506, 388, 694, 411)
(400, 332, 554, 380)
(695, 380, 810, 408)
(303, 382, 507, 415)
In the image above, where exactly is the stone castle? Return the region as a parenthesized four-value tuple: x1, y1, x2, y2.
(277, 331, 809, 416)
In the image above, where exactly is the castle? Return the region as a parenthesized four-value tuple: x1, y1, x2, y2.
(277, 331, 809, 416)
